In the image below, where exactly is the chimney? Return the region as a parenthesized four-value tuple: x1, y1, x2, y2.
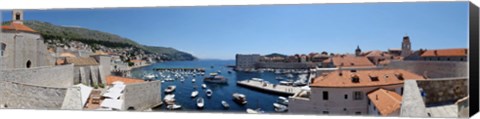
(434, 50, 438, 56)
(376, 94, 378, 100)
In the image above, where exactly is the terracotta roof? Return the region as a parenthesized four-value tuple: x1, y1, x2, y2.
(106, 76, 144, 85)
(56, 58, 66, 65)
(311, 69, 425, 88)
(65, 57, 99, 66)
(1, 22, 37, 33)
(365, 50, 384, 57)
(60, 52, 77, 58)
(331, 56, 375, 67)
(367, 88, 402, 116)
(421, 48, 468, 57)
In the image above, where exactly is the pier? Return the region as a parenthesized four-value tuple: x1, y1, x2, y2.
(236, 80, 302, 96)
(153, 68, 205, 72)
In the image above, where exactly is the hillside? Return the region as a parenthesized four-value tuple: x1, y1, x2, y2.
(2, 20, 196, 61)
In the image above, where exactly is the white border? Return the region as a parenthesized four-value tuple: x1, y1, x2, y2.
(0, 0, 478, 119)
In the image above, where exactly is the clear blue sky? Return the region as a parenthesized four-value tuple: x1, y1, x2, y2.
(2, 2, 469, 60)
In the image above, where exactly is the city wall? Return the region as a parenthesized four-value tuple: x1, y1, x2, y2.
(123, 81, 162, 111)
(0, 81, 67, 109)
(386, 61, 467, 78)
(416, 77, 468, 105)
(0, 64, 74, 88)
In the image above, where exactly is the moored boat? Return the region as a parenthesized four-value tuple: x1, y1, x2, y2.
(277, 96, 289, 105)
(221, 100, 230, 109)
(273, 103, 288, 112)
(204, 73, 227, 84)
(246, 108, 264, 114)
(164, 85, 176, 93)
(197, 97, 205, 108)
(202, 84, 207, 89)
(232, 93, 247, 105)
(166, 104, 182, 110)
(206, 89, 213, 97)
(191, 90, 199, 98)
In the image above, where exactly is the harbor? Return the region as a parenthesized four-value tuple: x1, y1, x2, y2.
(131, 60, 309, 113)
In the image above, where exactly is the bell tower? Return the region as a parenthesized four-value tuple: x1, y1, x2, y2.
(12, 10, 24, 24)
(401, 35, 412, 57)
(355, 45, 362, 56)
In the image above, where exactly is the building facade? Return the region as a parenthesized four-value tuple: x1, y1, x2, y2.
(235, 54, 261, 70)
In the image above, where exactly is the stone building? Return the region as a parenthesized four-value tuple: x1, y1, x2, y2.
(401, 35, 412, 57)
(419, 48, 468, 61)
(0, 10, 54, 70)
(288, 69, 425, 115)
(235, 54, 261, 70)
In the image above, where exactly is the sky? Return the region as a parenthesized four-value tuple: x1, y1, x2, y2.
(1, 2, 469, 60)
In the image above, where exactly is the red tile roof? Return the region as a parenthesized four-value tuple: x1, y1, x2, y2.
(421, 48, 467, 57)
(331, 56, 375, 67)
(311, 69, 425, 88)
(1, 22, 37, 33)
(106, 76, 144, 85)
(367, 88, 402, 116)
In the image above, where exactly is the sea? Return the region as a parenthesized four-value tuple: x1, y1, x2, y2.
(131, 60, 303, 113)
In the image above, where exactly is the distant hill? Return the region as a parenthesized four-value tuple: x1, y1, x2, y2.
(265, 53, 287, 58)
(2, 20, 196, 61)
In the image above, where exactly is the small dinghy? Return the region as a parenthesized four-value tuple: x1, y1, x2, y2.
(164, 85, 176, 93)
(166, 104, 182, 110)
(202, 84, 207, 89)
(277, 96, 289, 105)
(221, 100, 230, 109)
(206, 89, 213, 97)
(192, 78, 196, 83)
(273, 103, 288, 112)
(197, 97, 205, 108)
(191, 90, 199, 98)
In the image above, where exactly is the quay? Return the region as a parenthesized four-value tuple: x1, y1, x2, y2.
(153, 68, 205, 72)
(236, 80, 302, 96)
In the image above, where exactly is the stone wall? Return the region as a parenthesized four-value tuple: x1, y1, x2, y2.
(0, 64, 74, 88)
(74, 65, 105, 86)
(416, 77, 468, 105)
(123, 81, 162, 111)
(0, 31, 53, 70)
(386, 61, 467, 78)
(0, 81, 67, 109)
(255, 62, 317, 69)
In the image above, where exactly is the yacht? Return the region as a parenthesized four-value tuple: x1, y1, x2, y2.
(204, 73, 227, 84)
(232, 93, 247, 105)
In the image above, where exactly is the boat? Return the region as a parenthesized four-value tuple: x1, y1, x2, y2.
(232, 93, 247, 105)
(191, 90, 199, 98)
(197, 97, 205, 108)
(286, 74, 294, 78)
(279, 81, 293, 86)
(246, 108, 264, 114)
(202, 84, 207, 89)
(277, 96, 289, 105)
(164, 85, 176, 93)
(221, 100, 230, 109)
(192, 78, 196, 83)
(144, 74, 156, 81)
(217, 70, 222, 74)
(166, 104, 182, 110)
(275, 76, 283, 80)
(251, 78, 264, 82)
(163, 94, 176, 105)
(204, 73, 227, 84)
(273, 103, 288, 112)
(180, 78, 185, 83)
(206, 89, 213, 97)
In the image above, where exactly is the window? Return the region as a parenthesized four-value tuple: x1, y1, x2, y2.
(323, 91, 329, 100)
(355, 112, 361, 115)
(0, 43, 5, 57)
(368, 100, 371, 105)
(15, 13, 20, 20)
(344, 94, 348, 99)
(322, 111, 329, 114)
(353, 91, 363, 100)
(26, 60, 31, 68)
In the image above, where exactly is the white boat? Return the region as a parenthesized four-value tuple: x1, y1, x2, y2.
(144, 74, 155, 80)
(163, 94, 176, 105)
(206, 89, 213, 97)
(286, 74, 294, 78)
(192, 78, 196, 83)
(277, 96, 289, 105)
(202, 84, 207, 89)
(204, 73, 228, 84)
(197, 97, 205, 108)
(191, 90, 199, 98)
(221, 100, 230, 109)
(251, 78, 264, 82)
(275, 76, 283, 80)
(246, 108, 264, 114)
(166, 104, 182, 110)
(164, 85, 176, 93)
(279, 81, 293, 86)
(232, 93, 247, 105)
(273, 103, 288, 112)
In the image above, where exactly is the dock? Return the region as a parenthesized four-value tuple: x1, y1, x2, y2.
(236, 80, 302, 96)
(153, 68, 205, 72)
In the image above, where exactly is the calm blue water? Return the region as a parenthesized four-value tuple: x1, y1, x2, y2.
(131, 60, 297, 113)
